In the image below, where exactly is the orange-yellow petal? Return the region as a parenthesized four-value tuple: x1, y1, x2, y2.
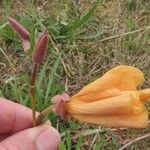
(72, 65, 144, 102)
(72, 109, 148, 128)
(71, 88, 121, 102)
(140, 89, 150, 102)
(66, 91, 145, 116)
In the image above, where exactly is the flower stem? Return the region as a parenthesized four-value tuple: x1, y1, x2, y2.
(30, 63, 39, 127)
(36, 106, 53, 125)
(30, 86, 36, 127)
(31, 63, 39, 86)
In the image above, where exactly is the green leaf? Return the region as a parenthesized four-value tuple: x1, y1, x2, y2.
(0, 89, 3, 97)
(94, 134, 105, 150)
(75, 134, 84, 150)
(66, 0, 103, 38)
(0, 22, 8, 32)
(36, 61, 48, 92)
(28, 27, 37, 55)
(44, 53, 61, 105)
(59, 143, 66, 150)
(66, 133, 72, 150)
(4, 74, 30, 84)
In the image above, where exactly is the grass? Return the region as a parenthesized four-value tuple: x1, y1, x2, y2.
(0, 0, 150, 149)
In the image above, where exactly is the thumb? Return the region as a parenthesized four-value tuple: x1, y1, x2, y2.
(0, 125, 60, 150)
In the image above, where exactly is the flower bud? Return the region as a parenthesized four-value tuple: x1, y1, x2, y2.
(32, 31, 48, 64)
(8, 17, 30, 40)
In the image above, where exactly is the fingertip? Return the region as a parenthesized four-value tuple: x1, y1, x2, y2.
(0, 98, 37, 134)
(1, 124, 60, 150)
(35, 125, 61, 150)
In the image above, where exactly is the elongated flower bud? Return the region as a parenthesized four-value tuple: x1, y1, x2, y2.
(32, 31, 48, 64)
(8, 17, 30, 40)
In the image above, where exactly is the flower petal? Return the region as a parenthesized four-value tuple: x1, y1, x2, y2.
(72, 65, 144, 102)
(71, 88, 121, 102)
(140, 89, 150, 102)
(66, 91, 145, 116)
(72, 109, 148, 128)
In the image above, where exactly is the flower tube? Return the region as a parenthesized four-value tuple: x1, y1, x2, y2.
(53, 65, 150, 128)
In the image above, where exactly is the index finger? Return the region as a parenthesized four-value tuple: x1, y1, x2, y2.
(0, 97, 38, 134)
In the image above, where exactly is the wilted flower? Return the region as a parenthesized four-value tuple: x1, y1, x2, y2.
(32, 31, 48, 64)
(52, 65, 150, 128)
(52, 93, 70, 119)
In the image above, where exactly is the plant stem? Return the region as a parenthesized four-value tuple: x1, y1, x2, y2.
(30, 63, 39, 127)
(36, 106, 53, 125)
(30, 86, 36, 127)
(31, 63, 39, 86)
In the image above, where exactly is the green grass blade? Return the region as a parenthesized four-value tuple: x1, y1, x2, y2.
(36, 61, 48, 91)
(0, 47, 14, 70)
(28, 27, 37, 55)
(94, 134, 105, 150)
(3, 0, 10, 16)
(66, 133, 72, 150)
(0, 22, 8, 32)
(66, 0, 103, 37)
(59, 143, 66, 150)
(0, 89, 3, 97)
(36, 61, 48, 108)
(75, 134, 84, 150)
(44, 54, 61, 105)
(4, 74, 30, 84)
(77, 31, 102, 40)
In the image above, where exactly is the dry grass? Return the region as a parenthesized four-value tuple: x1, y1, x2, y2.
(0, 0, 150, 149)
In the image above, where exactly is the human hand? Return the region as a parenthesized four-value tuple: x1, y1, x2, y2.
(0, 98, 60, 150)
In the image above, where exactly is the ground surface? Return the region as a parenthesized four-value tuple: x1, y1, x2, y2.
(0, 0, 150, 149)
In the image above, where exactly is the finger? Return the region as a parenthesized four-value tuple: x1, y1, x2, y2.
(0, 121, 51, 142)
(0, 97, 39, 134)
(0, 135, 8, 142)
(0, 125, 60, 150)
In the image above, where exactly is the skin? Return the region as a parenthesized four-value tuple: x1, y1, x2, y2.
(0, 97, 60, 150)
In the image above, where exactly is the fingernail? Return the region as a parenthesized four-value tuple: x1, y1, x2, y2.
(44, 120, 52, 126)
(36, 126, 60, 150)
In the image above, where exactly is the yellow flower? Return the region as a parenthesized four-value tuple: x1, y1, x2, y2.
(65, 65, 150, 128)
